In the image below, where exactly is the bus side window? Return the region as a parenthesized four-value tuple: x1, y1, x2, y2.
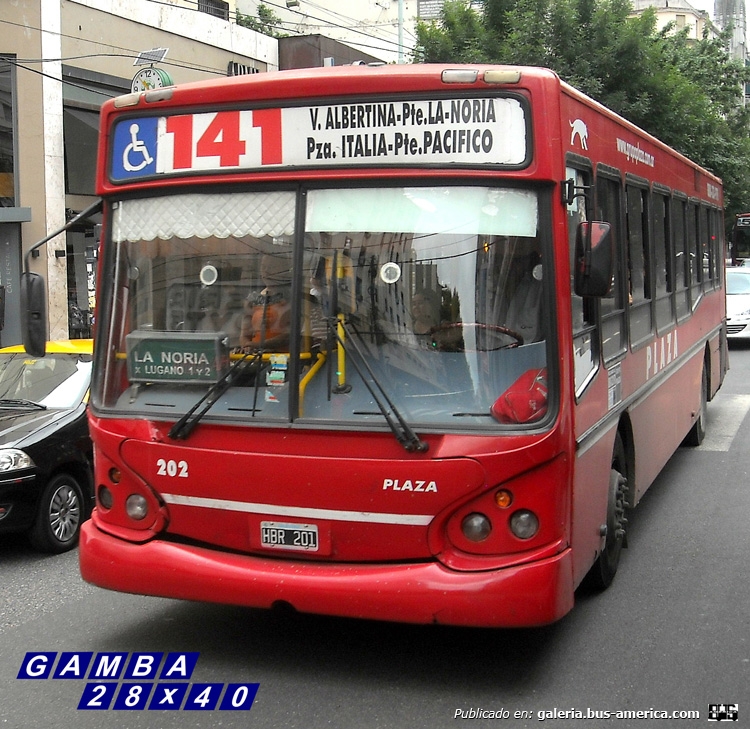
(673, 195, 690, 319)
(626, 182, 653, 345)
(597, 172, 627, 361)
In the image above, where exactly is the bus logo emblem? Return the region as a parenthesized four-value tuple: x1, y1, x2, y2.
(569, 118, 588, 150)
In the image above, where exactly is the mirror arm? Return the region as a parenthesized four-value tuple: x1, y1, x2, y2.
(560, 178, 591, 207)
(23, 199, 103, 273)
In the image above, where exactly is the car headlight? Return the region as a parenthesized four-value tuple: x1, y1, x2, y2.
(0, 449, 34, 472)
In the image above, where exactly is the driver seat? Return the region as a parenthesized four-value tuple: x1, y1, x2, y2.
(505, 265, 543, 343)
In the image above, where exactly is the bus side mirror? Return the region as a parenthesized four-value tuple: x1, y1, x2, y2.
(20, 272, 48, 357)
(574, 221, 613, 297)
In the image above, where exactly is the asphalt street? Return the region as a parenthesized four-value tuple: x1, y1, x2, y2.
(2, 346, 749, 729)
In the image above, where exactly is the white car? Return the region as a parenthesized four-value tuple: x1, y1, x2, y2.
(726, 267, 750, 340)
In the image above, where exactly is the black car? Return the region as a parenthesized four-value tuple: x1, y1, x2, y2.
(0, 339, 93, 552)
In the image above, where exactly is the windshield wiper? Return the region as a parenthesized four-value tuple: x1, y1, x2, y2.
(336, 320, 428, 453)
(0, 398, 47, 410)
(170, 293, 284, 440)
(323, 250, 425, 453)
(168, 351, 263, 440)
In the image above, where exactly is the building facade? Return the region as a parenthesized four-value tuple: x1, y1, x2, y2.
(237, 0, 419, 63)
(1, 0, 277, 344)
(630, 0, 748, 99)
(630, 0, 717, 40)
(714, 0, 748, 61)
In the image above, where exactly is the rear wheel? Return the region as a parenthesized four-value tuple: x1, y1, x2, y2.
(584, 432, 629, 591)
(683, 360, 708, 447)
(29, 473, 85, 553)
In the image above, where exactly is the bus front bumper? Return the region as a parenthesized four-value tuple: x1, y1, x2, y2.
(79, 520, 574, 628)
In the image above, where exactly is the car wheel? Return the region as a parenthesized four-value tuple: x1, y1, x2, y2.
(29, 473, 85, 553)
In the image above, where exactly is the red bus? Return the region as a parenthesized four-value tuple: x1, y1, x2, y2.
(38, 64, 727, 627)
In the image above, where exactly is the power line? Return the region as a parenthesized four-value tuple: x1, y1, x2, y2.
(1, 59, 120, 100)
(0, 17, 229, 77)
(1, 0, 418, 79)
(141, 0, 418, 55)
(3, 52, 221, 77)
(238, 0, 417, 54)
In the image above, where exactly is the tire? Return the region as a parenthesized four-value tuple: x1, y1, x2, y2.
(683, 360, 708, 447)
(583, 431, 629, 591)
(29, 473, 85, 553)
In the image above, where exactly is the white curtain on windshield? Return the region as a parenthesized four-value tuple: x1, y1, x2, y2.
(111, 191, 296, 242)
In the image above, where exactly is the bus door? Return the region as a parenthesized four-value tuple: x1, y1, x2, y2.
(566, 164, 622, 587)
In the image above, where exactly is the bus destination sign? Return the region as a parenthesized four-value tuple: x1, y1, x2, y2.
(126, 331, 229, 385)
(110, 96, 528, 181)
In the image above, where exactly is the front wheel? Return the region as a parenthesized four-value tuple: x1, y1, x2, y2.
(29, 473, 85, 553)
(583, 432, 629, 591)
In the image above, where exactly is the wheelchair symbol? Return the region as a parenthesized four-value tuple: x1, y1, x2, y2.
(122, 123, 154, 172)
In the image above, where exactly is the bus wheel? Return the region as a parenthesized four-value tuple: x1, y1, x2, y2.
(683, 360, 707, 447)
(585, 432, 628, 591)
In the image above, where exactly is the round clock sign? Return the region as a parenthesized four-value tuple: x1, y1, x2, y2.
(131, 67, 173, 93)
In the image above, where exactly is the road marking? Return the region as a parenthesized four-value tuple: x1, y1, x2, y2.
(699, 394, 750, 451)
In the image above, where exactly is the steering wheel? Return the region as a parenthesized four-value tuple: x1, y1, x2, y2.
(430, 322, 524, 351)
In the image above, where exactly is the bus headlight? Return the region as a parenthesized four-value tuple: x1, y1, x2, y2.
(98, 486, 113, 510)
(510, 510, 539, 540)
(0, 449, 34, 472)
(461, 512, 492, 542)
(126, 494, 149, 521)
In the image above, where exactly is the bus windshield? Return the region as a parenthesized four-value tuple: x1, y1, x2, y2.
(95, 184, 550, 431)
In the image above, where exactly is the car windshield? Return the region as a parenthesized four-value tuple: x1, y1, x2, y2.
(726, 271, 750, 295)
(95, 185, 552, 432)
(0, 352, 92, 408)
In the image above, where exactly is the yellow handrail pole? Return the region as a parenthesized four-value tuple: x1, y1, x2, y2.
(337, 313, 347, 388)
(298, 351, 326, 417)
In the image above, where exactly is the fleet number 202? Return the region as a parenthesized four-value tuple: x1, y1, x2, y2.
(156, 459, 189, 477)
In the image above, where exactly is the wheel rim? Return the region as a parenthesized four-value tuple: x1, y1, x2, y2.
(48, 484, 81, 543)
(604, 468, 628, 572)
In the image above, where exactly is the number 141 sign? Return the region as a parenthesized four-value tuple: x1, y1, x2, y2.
(111, 109, 283, 181)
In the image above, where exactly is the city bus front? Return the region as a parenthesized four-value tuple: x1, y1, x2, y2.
(80, 70, 576, 627)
